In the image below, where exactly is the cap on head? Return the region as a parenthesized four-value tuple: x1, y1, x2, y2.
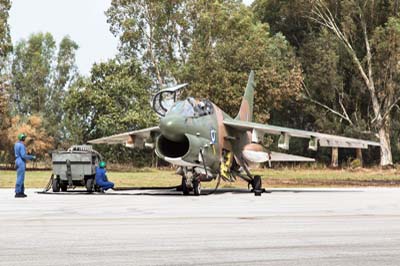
(18, 133, 26, 141)
(99, 161, 106, 168)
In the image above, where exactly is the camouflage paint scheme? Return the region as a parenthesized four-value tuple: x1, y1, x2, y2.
(89, 71, 380, 189)
(151, 72, 256, 176)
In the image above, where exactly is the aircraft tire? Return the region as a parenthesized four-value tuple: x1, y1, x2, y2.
(52, 178, 60, 193)
(252, 175, 262, 196)
(86, 178, 94, 193)
(193, 180, 201, 196)
(182, 177, 190, 195)
(60, 182, 68, 192)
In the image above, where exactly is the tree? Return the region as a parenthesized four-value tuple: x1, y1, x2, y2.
(107, 0, 302, 123)
(0, 0, 12, 118)
(252, 0, 315, 48)
(0, 0, 12, 67)
(107, 0, 191, 86)
(45, 36, 79, 144)
(9, 33, 79, 146)
(64, 58, 157, 164)
(0, 0, 12, 164)
(11, 32, 56, 114)
(178, 0, 302, 121)
(298, 29, 371, 133)
(311, 0, 400, 166)
(5, 115, 54, 160)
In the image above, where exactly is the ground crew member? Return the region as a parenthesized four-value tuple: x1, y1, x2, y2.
(14, 133, 36, 198)
(95, 161, 114, 192)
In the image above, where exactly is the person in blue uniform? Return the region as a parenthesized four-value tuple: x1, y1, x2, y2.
(95, 161, 114, 192)
(14, 133, 36, 198)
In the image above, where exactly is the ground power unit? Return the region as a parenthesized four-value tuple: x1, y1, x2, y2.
(51, 145, 102, 192)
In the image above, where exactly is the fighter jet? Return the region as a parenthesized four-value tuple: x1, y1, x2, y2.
(89, 71, 380, 196)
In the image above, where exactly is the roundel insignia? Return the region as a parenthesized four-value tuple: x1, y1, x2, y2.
(210, 129, 217, 144)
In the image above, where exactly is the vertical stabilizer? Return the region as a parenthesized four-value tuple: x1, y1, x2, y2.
(236, 71, 255, 122)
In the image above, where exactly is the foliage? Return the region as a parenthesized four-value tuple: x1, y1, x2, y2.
(252, 0, 315, 48)
(253, 0, 400, 166)
(0, 0, 11, 115)
(9, 33, 78, 146)
(64, 58, 157, 165)
(309, 0, 400, 166)
(0, 115, 54, 163)
(107, 0, 302, 123)
(0, 0, 11, 66)
(107, 0, 191, 86)
(178, 1, 302, 122)
(0, 0, 12, 163)
(11, 33, 56, 114)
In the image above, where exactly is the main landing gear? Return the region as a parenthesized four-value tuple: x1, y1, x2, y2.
(222, 151, 264, 196)
(231, 160, 264, 196)
(250, 175, 263, 196)
(234, 172, 264, 196)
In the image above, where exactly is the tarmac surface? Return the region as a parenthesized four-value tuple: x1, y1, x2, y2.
(1, 187, 400, 266)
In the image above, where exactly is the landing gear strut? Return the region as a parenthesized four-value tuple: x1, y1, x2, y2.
(181, 176, 190, 195)
(232, 159, 264, 196)
(193, 178, 201, 196)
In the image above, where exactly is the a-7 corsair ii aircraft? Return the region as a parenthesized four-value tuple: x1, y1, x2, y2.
(89, 71, 380, 196)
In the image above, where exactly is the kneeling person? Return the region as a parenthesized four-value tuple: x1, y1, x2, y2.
(95, 161, 114, 192)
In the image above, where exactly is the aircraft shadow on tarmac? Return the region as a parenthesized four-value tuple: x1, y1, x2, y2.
(36, 187, 362, 197)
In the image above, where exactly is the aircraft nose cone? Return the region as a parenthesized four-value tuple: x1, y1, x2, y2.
(160, 116, 186, 142)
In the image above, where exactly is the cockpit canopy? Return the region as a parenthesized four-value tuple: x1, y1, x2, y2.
(152, 84, 187, 117)
(167, 98, 214, 117)
(152, 84, 214, 117)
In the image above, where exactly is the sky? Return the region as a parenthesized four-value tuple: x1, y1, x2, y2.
(9, 0, 254, 76)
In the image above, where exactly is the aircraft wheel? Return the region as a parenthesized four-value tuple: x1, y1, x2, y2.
(52, 177, 60, 193)
(60, 182, 68, 192)
(86, 178, 94, 193)
(181, 177, 190, 195)
(193, 179, 201, 196)
(252, 175, 262, 196)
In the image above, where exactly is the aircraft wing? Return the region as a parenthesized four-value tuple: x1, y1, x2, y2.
(224, 120, 380, 150)
(269, 152, 315, 162)
(88, 126, 160, 149)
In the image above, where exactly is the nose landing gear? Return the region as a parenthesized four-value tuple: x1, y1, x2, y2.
(181, 177, 190, 195)
(193, 178, 201, 196)
(178, 167, 203, 196)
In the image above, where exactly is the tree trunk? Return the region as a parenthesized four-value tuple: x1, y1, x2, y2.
(379, 119, 393, 167)
(331, 147, 339, 168)
(356, 148, 363, 167)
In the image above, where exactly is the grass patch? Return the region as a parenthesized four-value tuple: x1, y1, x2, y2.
(1, 168, 400, 189)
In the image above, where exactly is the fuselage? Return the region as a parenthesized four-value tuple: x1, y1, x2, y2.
(155, 98, 247, 173)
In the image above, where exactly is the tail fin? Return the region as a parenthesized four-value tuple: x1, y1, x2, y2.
(236, 70, 255, 122)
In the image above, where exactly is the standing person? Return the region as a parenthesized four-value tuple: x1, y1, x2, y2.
(95, 161, 114, 192)
(14, 133, 36, 198)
